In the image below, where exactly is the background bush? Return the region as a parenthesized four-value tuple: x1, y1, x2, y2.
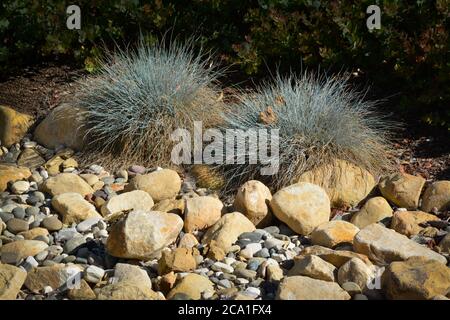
(1, 0, 449, 128)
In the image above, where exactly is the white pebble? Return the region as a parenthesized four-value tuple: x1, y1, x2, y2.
(84, 265, 105, 284)
(212, 261, 234, 273)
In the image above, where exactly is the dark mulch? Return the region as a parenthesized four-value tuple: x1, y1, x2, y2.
(0, 63, 448, 180)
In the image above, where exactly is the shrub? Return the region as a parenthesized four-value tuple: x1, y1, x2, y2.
(72, 39, 224, 169)
(207, 72, 395, 193)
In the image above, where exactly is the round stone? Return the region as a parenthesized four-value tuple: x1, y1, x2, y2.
(12, 207, 26, 219)
(254, 248, 270, 258)
(10, 181, 30, 194)
(6, 218, 29, 233)
(0, 212, 14, 222)
(41, 216, 63, 232)
(25, 206, 40, 216)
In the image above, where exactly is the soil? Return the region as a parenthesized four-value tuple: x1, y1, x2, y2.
(0, 63, 448, 180)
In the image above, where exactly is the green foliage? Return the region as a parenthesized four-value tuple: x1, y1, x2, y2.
(1, 0, 449, 127)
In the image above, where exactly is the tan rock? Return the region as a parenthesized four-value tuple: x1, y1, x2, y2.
(114, 263, 153, 288)
(310, 221, 359, 248)
(62, 158, 78, 169)
(101, 190, 154, 217)
(19, 228, 49, 240)
(67, 279, 96, 300)
(337, 258, 375, 291)
(379, 173, 425, 209)
(276, 276, 351, 300)
(17, 148, 45, 170)
(382, 257, 450, 300)
(201, 212, 255, 253)
(159, 272, 177, 294)
(44, 155, 64, 176)
(421, 181, 450, 212)
(390, 210, 440, 237)
(1, 240, 48, 264)
(24, 264, 83, 292)
(270, 182, 330, 235)
(351, 197, 393, 229)
(106, 210, 183, 260)
(288, 255, 336, 282)
(297, 245, 372, 267)
(33, 103, 86, 150)
(298, 159, 376, 207)
(167, 274, 214, 300)
(158, 248, 197, 274)
(125, 169, 181, 202)
(233, 180, 273, 228)
(0, 264, 27, 299)
(0, 164, 31, 192)
(79, 174, 99, 186)
(354, 223, 446, 264)
(96, 282, 162, 300)
(41, 173, 93, 196)
(178, 233, 199, 249)
(153, 198, 185, 215)
(52, 192, 101, 224)
(184, 196, 223, 232)
(0, 105, 33, 147)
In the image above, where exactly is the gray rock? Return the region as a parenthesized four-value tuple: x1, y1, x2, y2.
(12, 207, 26, 219)
(254, 248, 270, 258)
(7, 218, 29, 233)
(63, 236, 86, 254)
(84, 265, 105, 283)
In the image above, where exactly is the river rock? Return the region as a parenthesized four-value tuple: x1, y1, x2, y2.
(184, 196, 223, 233)
(276, 276, 350, 300)
(158, 248, 197, 274)
(233, 180, 273, 227)
(106, 210, 183, 260)
(52, 192, 101, 224)
(310, 221, 360, 248)
(125, 169, 181, 202)
(17, 148, 45, 170)
(379, 173, 425, 209)
(270, 182, 330, 235)
(24, 264, 83, 292)
(353, 223, 446, 264)
(350, 197, 393, 229)
(41, 173, 93, 196)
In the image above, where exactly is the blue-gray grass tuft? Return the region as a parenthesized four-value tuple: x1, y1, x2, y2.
(212, 72, 395, 192)
(73, 39, 224, 168)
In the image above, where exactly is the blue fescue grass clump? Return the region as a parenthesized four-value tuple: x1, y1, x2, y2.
(213, 72, 395, 191)
(73, 39, 224, 168)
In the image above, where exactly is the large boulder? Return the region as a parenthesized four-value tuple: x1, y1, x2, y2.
(296, 245, 372, 268)
(184, 196, 223, 232)
(420, 181, 450, 212)
(350, 197, 393, 229)
(106, 210, 183, 260)
(297, 159, 376, 207)
(310, 221, 360, 248)
(0, 164, 31, 192)
(125, 169, 181, 202)
(0, 105, 34, 148)
(52, 192, 101, 224)
(233, 180, 273, 227)
(287, 255, 336, 282)
(270, 182, 330, 235)
(24, 264, 83, 292)
(0, 264, 27, 299)
(201, 212, 255, 253)
(379, 173, 425, 209)
(382, 257, 450, 300)
(33, 103, 86, 150)
(390, 210, 440, 237)
(40, 173, 93, 196)
(276, 276, 350, 300)
(353, 223, 446, 265)
(337, 257, 375, 291)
